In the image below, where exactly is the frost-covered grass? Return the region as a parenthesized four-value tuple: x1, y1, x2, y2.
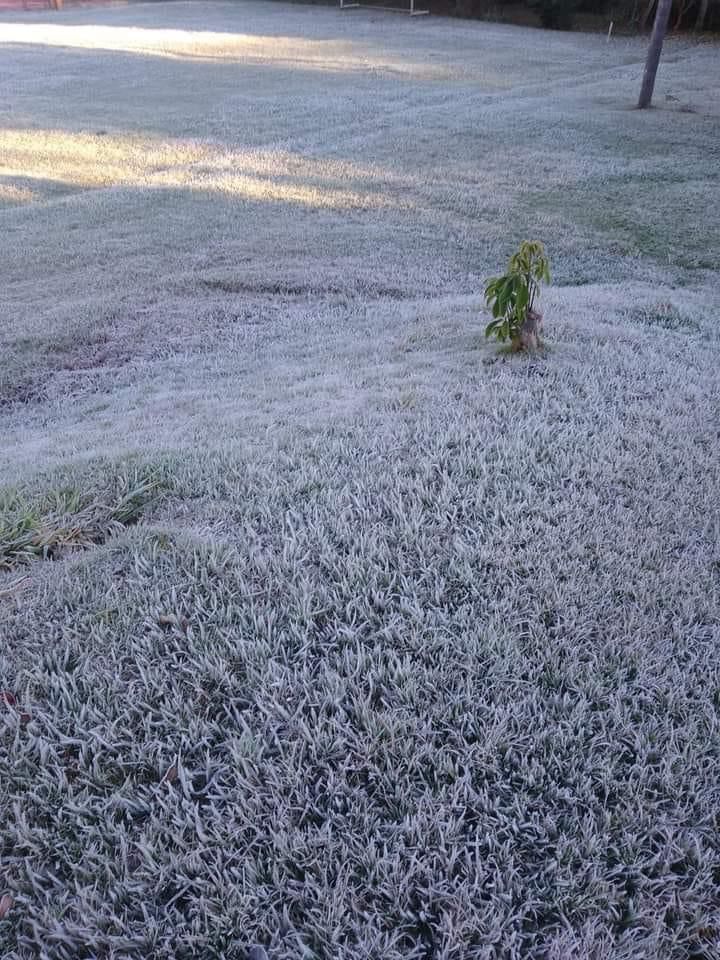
(2, 2, 720, 958)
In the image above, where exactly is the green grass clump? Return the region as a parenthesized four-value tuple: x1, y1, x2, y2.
(0, 473, 159, 571)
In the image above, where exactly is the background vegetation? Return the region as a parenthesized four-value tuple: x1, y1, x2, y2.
(438, 0, 719, 31)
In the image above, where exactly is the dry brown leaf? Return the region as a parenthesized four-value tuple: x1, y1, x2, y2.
(0, 894, 14, 919)
(160, 763, 178, 785)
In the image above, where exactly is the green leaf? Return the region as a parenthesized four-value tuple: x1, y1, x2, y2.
(517, 284, 529, 314)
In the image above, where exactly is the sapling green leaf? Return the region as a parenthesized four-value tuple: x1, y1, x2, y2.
(484, 241, 550, 350)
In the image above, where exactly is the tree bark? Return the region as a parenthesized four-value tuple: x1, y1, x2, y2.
(513, 309, 543, 352)
(638, 0, 673, 109)
(695, 0, 709, 32)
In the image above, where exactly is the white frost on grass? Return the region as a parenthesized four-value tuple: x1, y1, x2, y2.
(1, 2, 720, 958)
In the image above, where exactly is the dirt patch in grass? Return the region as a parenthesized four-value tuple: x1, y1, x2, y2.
(55, 340, 136, 373)
(1, 316, 147, 409)
(199, 277, 409, 300)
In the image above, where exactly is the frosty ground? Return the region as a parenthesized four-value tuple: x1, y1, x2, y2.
(1, 1, 720, 957)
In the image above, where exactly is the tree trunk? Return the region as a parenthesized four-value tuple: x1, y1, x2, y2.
(695, 0, 709, 32)
(638, 0, 673, 109)
(513, 309, 543, 352)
